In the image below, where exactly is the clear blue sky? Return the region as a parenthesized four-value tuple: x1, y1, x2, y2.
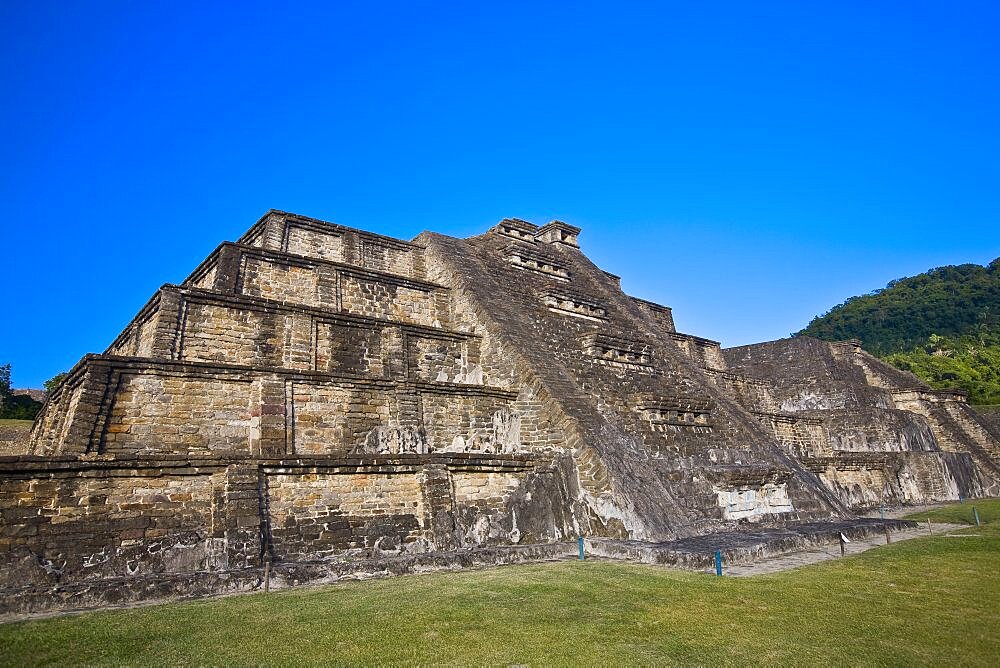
(2, 1, 998, 388)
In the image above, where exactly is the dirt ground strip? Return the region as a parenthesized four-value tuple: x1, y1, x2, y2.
(716, 520, 965, 577)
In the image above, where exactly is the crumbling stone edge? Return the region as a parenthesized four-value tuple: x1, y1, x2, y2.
(0, 542, 578, 622)
(586, 518, 919, 569)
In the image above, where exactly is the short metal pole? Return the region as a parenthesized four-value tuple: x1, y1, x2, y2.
(264, 558, 271, 594)
(714, 550, 722, 576)
(578, 536, 585, 560)
(973, 507, 981, 527)
(927, 518, 932, 533)
(840, 533, 846, 557)
(885, 526, 892, 544)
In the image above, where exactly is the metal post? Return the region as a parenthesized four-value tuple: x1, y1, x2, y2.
(264, 558, 271, 594)
(885, 525, 892, 544)
(927, 518, 932, 533)
(973, 507, 981, 527)
(578, 536, 585, 560)
(714, 550, 722, 576)
(840, 533, 846, 557)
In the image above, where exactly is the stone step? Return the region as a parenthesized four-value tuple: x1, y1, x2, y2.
(585, 518, 917, 570)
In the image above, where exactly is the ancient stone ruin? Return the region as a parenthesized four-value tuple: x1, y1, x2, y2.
(3, 210, 998, 615)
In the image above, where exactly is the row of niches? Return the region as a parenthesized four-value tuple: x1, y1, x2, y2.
(497, 219, 537, 242)
(506, 246, 570, 281)
(647, 410, 713, 429)
(580, 332, 653, 368)
(496, 218, 581, 248)
(541, 291, 607, 322)
(635, 396, 715, 432)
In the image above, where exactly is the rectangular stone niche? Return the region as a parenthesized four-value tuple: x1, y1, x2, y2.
(506, 246, 569, 281)
(580, 332, 652, 368)
(635, 396, 714, 431)
(715, 483, 794, 520)
(710, 467, 794, 520)
(535, 220, 581, 247)
(542, 291, 607, 322)
(494, 218, 539, 242)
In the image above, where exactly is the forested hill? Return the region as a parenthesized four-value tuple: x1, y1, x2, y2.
(796, 258, 999, 356)
(795, 257, 1000, 405)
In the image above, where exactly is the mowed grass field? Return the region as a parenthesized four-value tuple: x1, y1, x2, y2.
(0, 420, 33, 456)
(1, 500, 998, 666)
(0, 419, 32, 435)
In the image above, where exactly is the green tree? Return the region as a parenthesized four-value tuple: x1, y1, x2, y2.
(796, 258, 1000, 405)
(0, 363, 10, 410)
(44, 372, 68, 393)
(796, 258, 999, 356)
(0, 363, 43, 420)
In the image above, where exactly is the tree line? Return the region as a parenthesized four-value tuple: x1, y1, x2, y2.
(795, 257, 1000, 405)
(0, 364, 66, 420)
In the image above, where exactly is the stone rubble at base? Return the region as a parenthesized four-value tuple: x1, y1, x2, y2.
(2, 210, 998, 616)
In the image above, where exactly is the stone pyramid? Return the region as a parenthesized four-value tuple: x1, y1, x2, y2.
(3, 210, 997, 615)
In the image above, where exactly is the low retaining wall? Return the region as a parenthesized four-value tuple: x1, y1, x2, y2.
(1, 517, 928, 621)
(585, 519, 918, 569)
(0, 542, 578, 621)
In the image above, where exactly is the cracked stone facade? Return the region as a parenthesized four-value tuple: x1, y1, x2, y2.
(2, 210, 998, 615)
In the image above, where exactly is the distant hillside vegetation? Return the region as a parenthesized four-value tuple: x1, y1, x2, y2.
(795, 257, 1000, 405)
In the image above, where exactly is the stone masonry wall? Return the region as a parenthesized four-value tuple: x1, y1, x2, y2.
(179, 302, 285, 367)
(266, 472, 426, 560)
(973, 405, 1000, 440)
(104, 374, 255, 455)
(241, 210, 427, 282)
(289, 382, 393, 455)
(340, 274, 435, 326)
(285, 223, 345, 263)
(240, 255, 327, 308)
(0, 454, 563, 616)
(1, 467, 221, 590)
(315, 321, 388, 377)
(421, 391, 518, 454)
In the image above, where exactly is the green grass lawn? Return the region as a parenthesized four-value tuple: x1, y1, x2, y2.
(903, 498, 1000, 525)
(2, 501, 998, 666)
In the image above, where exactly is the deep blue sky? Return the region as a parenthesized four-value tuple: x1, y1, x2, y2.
(2, 1, 998, 388)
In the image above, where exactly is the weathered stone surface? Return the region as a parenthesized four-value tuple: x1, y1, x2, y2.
(724, 337, 1000, 503)
(973, 405, 1000, 440)
(4, 209, 998, 615)
(585, 518, 917, 570)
